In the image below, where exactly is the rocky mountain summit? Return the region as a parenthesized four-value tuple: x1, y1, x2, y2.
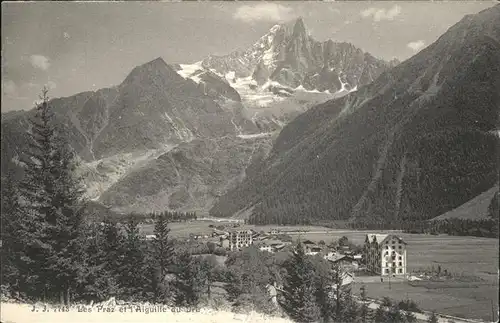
(201, 18, 396, 93)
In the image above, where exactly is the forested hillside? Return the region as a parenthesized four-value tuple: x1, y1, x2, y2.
(210, 5, 500, 225)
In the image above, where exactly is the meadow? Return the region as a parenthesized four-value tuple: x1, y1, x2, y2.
(139, 221, 499, 321)
(296, 230, 499, 321)
(300, 231, 498, 322)
(351, 280, 498, 322)
(140, 222, 498, 281)
(142, 222, 498, 279)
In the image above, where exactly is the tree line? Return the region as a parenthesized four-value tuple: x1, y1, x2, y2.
(348, 218, 498, 238)
(0, 90, 199, 305)
(128, 211, 198, 223)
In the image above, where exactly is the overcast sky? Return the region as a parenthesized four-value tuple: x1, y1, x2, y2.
(1, 1, 496, 112)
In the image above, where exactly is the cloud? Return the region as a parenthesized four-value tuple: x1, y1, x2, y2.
(361, 5, 402, 22)
(63, 32, 70, 40)
(46, 81, 57, 90)
(407, 40, 425, 52)
(29, 55, 50, 71)
(233, 3, 294, 23)
(1, 80, 30, 104)
(26, 82, 39, 89)
(2, 80, 18, 97)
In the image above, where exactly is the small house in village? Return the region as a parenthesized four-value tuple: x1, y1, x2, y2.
(256, 240, 289, 253)
(220, 238, 230, 249)
(364, 234, 407, 276)
(326, 254, 360, 272)
(302, 240, 323, 255)
(331, 272, 355, 292)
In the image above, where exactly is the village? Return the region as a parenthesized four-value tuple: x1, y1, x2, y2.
(145, 223, 410, 286)
(137, 221, 497, 323)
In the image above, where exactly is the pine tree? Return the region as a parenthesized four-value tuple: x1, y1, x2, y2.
(151, 213, 175, 301)
(100, 220, 125, 298)
(173, 251, 206, 307)
(17, 89, 85, 304)
(358, 285, 370, 323)
(373, 306, 388, 323)
(76, 223, 109, 302)
(342, 295, 358, 323)
(224, 269, 243, 300)
(386, 305, 405, 323)
(119, 215, 147, 301)
(279, 243, 321, 323)
(199, 256, 218, 298)
(0, 171, 29, 297)
(313, 257, 334, 322)
(328, 263, 354, 322)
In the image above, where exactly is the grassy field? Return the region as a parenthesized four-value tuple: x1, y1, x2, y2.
(306, 231, 498, 322)
(141, 221, 499, 321)
(294, 232, 499, 282)
(140, 222, 498, 282)
(352, 280, 498, 322)
(141, 222, 498, 279)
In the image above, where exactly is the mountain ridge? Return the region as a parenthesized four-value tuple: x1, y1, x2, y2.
(201, 17, 394, 93)
(0, 15, 435, 215)
(210, 5, 500, 224)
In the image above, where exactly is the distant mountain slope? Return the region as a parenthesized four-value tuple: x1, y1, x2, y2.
(431, 185, 499, 221)
(0, 19, 402, 215)
(99, 136, 274, 214)
(1, 57, 257, 164)
(210, 5, 500, 224)
(1, 57, 264, 213)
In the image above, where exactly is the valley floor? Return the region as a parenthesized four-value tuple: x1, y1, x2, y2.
(352, 280, 498, 322)
(141, 222, 499, 321)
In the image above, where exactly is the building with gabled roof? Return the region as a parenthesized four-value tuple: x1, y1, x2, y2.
(298, 240, 324, 255)
(364, 234, 407, 276)
(256, 240, 290, 253)
(228, 229, 254, 251)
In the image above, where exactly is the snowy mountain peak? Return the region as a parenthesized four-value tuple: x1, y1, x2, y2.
(269, 24, 284, 34)
(199, 17, 394, 97)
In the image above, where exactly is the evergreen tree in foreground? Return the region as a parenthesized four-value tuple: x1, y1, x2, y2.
(173, 251, 206, 307)
(313, 256, 335, 322)
(358, 285, 370, 323)
(17, 88, 85, 304)
(151, 213, 175, 301)
(1, 171, 28, 297)
(279, 242, 321, 322)
(100, 220, 125, 298)
(77, 223, 109, 302)
(118, 215, 147, 301)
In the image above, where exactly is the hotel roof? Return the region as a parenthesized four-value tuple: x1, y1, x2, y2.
(366, 234, 407, 245)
